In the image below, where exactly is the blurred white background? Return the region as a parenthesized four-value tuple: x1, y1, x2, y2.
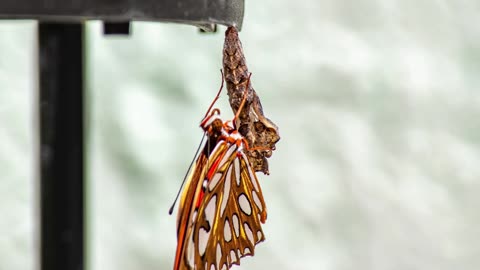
(1, 0, 480, 269)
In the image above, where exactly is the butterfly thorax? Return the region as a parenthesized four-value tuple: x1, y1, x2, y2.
(201, 109, 243, 146)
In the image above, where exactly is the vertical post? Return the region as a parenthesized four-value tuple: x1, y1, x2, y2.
(38, 23, 85, 270)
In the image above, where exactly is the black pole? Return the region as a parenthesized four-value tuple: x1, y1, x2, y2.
(38, 23, 85, 270)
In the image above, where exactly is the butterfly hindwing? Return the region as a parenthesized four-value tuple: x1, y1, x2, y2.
(178, 139, 267, 270)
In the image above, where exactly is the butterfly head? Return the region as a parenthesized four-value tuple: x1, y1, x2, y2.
(200, 108, 224, 135)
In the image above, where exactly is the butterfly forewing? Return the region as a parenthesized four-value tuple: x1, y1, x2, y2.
(175, 137, 267, 270)
(174, 153, 209, 270)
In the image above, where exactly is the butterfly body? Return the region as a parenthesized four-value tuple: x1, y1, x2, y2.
(174, 109, 268, 270)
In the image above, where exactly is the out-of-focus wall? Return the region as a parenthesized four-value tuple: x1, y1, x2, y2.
(0, 22, 35, 270)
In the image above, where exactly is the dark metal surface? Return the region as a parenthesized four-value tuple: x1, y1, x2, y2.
(103, 22, 131, 35)
(0, 0, 244, 30)
(39, 23, 85, 270)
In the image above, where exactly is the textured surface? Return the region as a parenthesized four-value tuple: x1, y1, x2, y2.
(1, 1, 480, 270)
(223, 27, 280, 174)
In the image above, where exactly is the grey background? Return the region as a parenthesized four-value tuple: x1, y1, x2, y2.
(1, 0, 479, 269)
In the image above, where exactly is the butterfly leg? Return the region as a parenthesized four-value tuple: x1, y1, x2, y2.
(232, 72, 252, 124)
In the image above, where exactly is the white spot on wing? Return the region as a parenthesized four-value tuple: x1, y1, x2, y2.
(202, 179, 208, 190)
(198, 228, 210, 256)
(187, 233, 195, 267)
(191, 210, 198, 223)
(234, 158, 240, 186)
(252, 191, 263, 212)
(224, 219, 232, 242)
(209, 173, 222, 191)
(221, 264, 227, 270)
(210, 264, 215, 270)
(244, 223, 254, 246)
(238, 194, 251, 215)
(257, 230, 263, 241)
(219, 145, 237, 168)
(232, 214, 240, 237)
(244, 247, 251, 255)
(205, 195, 217, 226)
(230, 250, 236, 263)
(216, 243, 222, 267)
(220, 167, 231, 216)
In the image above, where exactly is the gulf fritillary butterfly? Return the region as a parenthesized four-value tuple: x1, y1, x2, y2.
(171, 72, 268, 270)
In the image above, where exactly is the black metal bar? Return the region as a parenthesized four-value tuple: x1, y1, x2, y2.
(39, 22, 85, 270)
(0, 0, 245, 31)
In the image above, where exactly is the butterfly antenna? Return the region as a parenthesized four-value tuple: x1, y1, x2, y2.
(232, 72, 252, 124)
(204, 69, 225, 118)
(169, 133, 206, 215)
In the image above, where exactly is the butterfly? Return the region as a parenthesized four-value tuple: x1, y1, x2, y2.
(170, 71, 268, 270)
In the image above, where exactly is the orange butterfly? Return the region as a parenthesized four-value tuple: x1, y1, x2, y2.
(171, 72, 268, 270)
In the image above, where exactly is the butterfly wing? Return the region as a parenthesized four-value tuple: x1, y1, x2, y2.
(174, 139, 267, 270)
(174, 151, 208, 270)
